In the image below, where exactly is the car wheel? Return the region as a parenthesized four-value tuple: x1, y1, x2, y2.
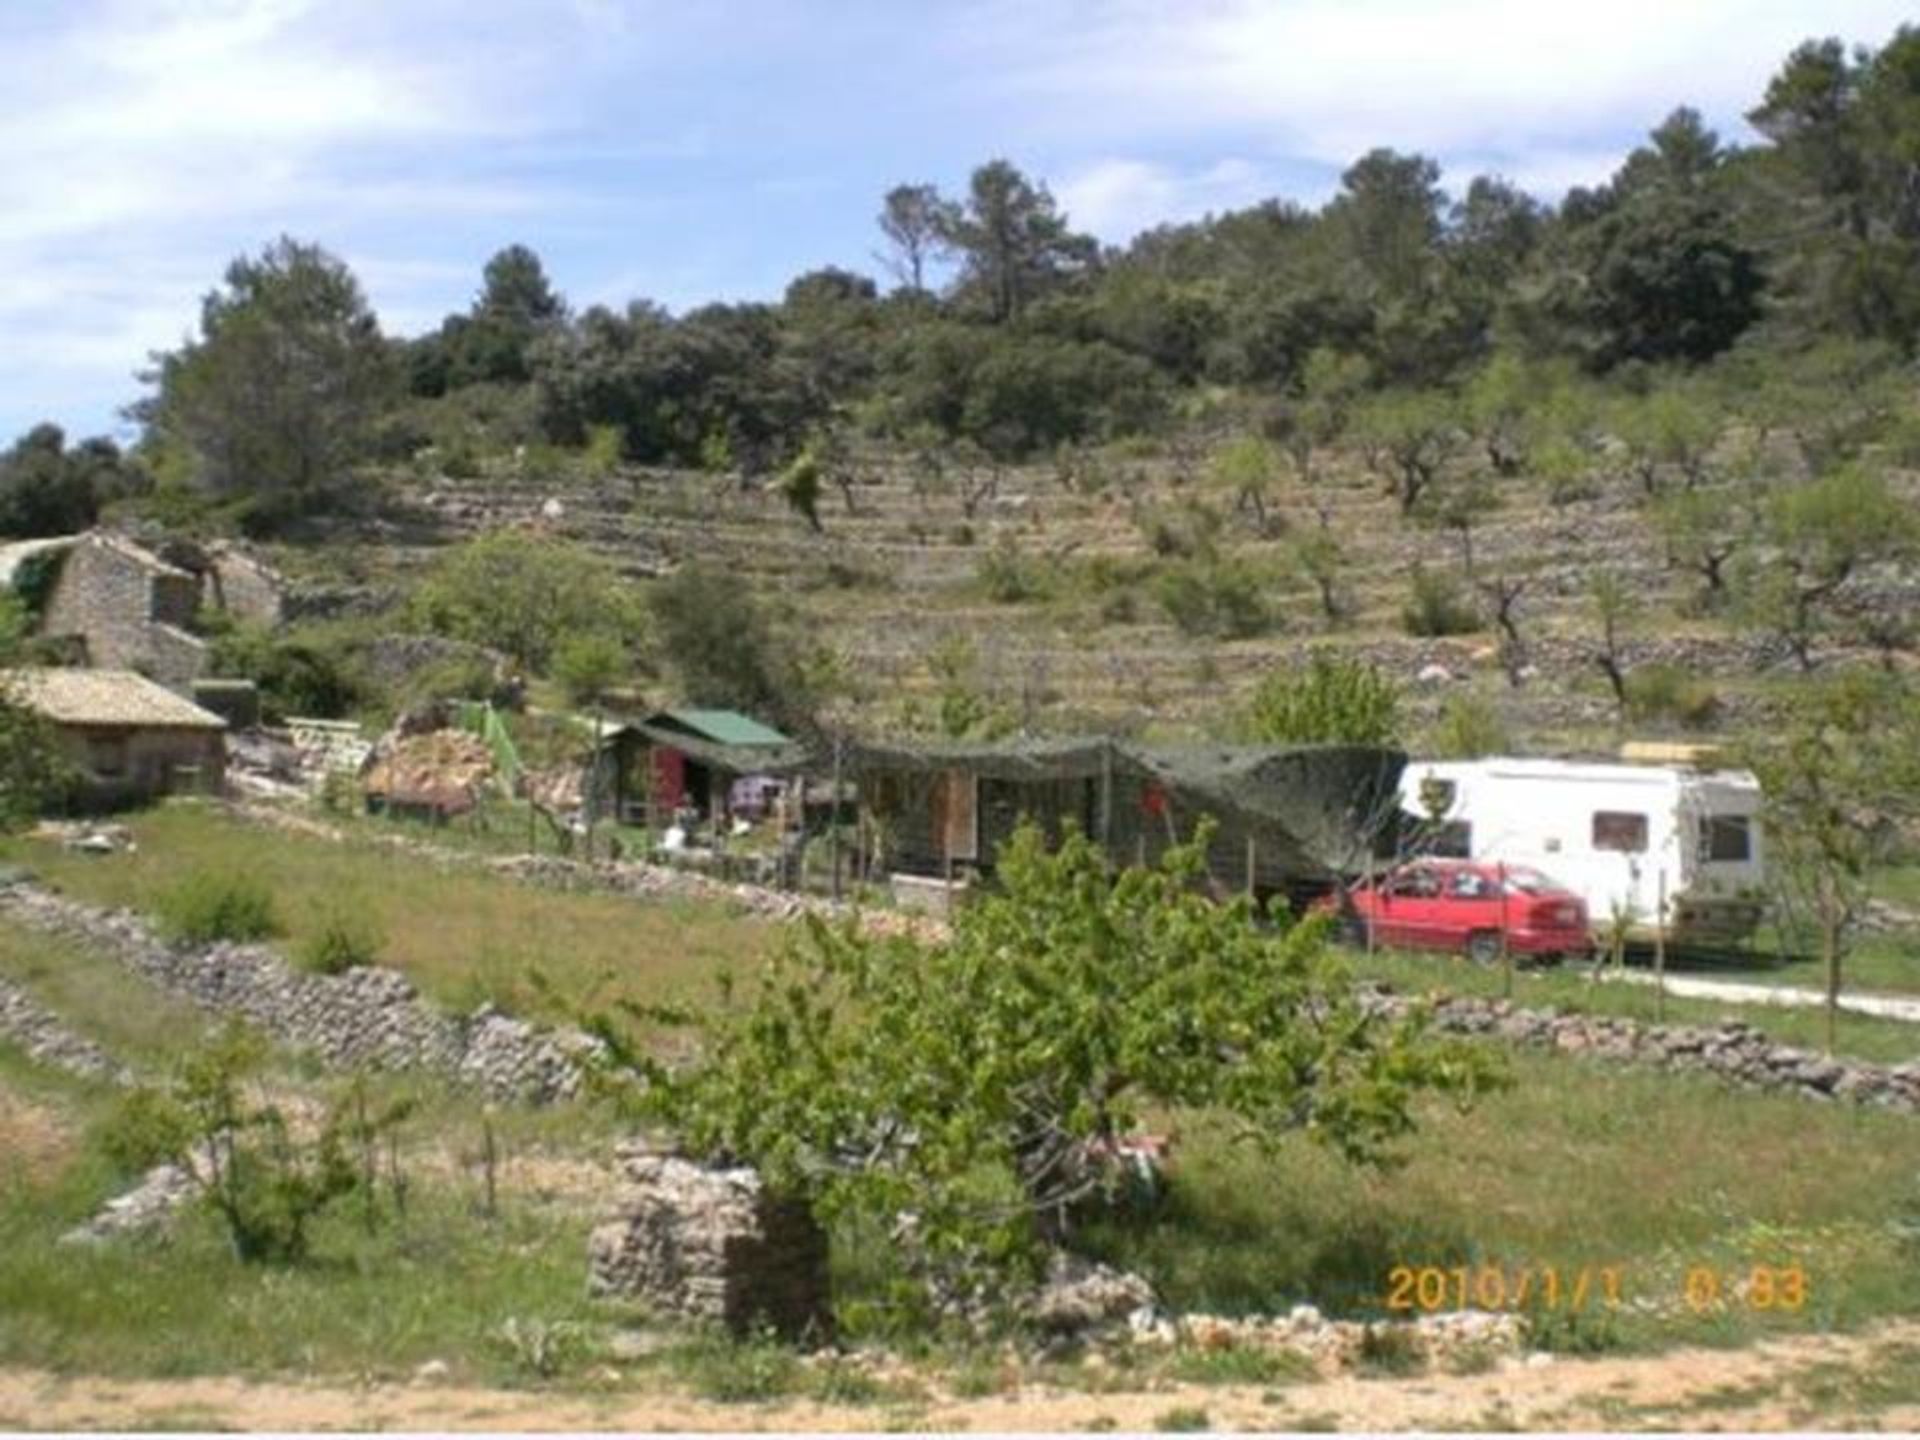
(1465, 931, 1502, 965)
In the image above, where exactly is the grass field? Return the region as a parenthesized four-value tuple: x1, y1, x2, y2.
(4, 799, 1920, 1392)
(2, 802, 776, 1028)
(5, 1021, 1919, 1386)
(1077, 1054, 1920, 1351)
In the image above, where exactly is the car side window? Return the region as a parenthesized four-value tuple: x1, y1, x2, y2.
(1447, 870, 1491, 899)
(1391, 867, 1440, 898)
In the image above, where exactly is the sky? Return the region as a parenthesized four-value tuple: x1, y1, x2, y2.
(2, 0, 1912, 440)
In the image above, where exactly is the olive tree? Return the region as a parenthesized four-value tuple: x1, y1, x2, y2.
(1743, 673, 1920, 1053)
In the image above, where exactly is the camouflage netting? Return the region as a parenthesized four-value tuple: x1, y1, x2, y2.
(847, 737, 1406, 892)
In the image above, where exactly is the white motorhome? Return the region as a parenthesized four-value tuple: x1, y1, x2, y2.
(1397, 756, 1767, 948)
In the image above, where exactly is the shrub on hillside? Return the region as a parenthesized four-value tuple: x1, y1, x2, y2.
(1155, 558, 1271, 638)
(1400, 565, 1482, 637)
(976, 533, 1049, 603)
(1427, 692, 1511, 758)
(1242, 651, 1401, 746)
(157, 871, 281, 946)
(297, 908, 385, 975)
(1625, 663, 1721, 729)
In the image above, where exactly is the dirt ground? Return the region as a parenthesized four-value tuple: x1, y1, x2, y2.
(2, 1319, 1916, 1432)
(0, 1090, 75, 1185)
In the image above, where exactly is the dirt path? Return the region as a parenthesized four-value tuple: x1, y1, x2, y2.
(1607, 968, 1920, 1024)
(3, 1321, 1916, 1432)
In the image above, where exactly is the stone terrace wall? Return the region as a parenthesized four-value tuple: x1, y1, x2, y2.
(0, 976, 130, 1084)
(1394, 990, 1920, 1112)
(0, 880, 594, 1103)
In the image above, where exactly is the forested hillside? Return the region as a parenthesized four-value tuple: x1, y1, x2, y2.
(6, 27, 1920, 752)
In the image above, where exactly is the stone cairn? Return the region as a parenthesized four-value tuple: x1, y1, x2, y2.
(587, 1139, 833, 1342)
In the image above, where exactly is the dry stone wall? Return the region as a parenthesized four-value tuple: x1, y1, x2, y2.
(587, 1141, 833, 1341)
(1388, 990, 1920, 1111)
(0, 879, 595, 1103)
(0, 976, 130, 1084)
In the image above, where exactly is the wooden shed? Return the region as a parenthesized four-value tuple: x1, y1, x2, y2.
(605, 709, 808, 827)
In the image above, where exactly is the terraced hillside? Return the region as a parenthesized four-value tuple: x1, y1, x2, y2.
(275, 435, 1911, 751)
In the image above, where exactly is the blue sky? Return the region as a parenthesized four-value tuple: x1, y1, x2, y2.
(3, 0, 1911, 440)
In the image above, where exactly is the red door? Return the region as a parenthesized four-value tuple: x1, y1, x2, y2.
(1440, 867, 1504, 952)
(1372, 864, 1444, 948)
(650, 746, 686, 817)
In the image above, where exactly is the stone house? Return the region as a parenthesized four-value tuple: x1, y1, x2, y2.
(33, 533, 208, 690)
(3, 667, 226, 808)
(6, 531, 285, 696)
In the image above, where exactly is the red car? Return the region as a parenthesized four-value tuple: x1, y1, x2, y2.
(1331, 860, 1590, 964)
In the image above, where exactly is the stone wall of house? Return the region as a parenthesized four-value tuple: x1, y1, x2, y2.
(36, 536, 209, 689)
(587, 1140, 833, 1340)
(0, 878, 596, 1103)
(51, 724, 224, 806)
(205, 548, 284, 626)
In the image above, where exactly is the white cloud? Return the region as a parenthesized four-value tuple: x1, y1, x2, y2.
(1058, 157, 1288, 240)
(1000, 0, 1914, 190)
(0, 0, 589, 436)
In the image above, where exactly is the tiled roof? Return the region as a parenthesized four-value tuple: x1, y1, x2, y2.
(0, 668, 227, 729)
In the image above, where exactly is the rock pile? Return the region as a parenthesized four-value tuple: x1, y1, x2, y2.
(1135, 1304, 1527, 1371)
(0, 976, 130, 1085)
(1386, 990, 1920, 1112)
(587, 1140, 833, 1341)
(59, 1163, 196, 1245)
(0, 882, 596, 1104)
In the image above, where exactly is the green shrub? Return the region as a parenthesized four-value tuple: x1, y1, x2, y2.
(1154, 1406, 1213, 1432)
(583, 423, 624, 474)
(297, 908, 384, 975)
(109, 1025, 365, 1264)
(1400, 565, 1482, 637)
(977, 533, 1048, 603)
(1155, 559, 1270, 638)
(1428, 692, 1510, 759)
(206, 619, 367, 723)
(1625, 663, 1721, 729)
(1243, 652, 1400, 746)
(1354, 1323, 1425, 1376)
(676, 1334, 803, 1402)
(157, 871, 281, 945)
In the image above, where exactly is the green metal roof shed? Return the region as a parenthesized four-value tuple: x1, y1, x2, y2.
(644, 708, 792, 748)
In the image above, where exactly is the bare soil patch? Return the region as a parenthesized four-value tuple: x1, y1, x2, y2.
(0, 1086, 75, 1184)
(3, 1320, 1917, 1432)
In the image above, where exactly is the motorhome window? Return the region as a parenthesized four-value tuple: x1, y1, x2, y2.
(1699, 814, 1752, 863)
(1592, 811, 1649, 852)
(1428, 819, 1471, 858)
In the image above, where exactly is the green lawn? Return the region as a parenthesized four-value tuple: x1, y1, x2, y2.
(1080, 1053, 1920, 1353)
(3, 801, 778, 1028)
